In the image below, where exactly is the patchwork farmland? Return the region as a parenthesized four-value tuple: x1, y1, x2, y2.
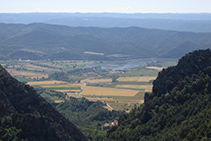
(1, 59, 177, 111)
(81, 86, 139, 97)
(117, 76, 156, 82)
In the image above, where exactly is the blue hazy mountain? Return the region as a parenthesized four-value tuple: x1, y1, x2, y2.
(0, 13, 211, 32)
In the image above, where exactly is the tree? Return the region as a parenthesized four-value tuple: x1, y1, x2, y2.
(112, 75, 119, 82)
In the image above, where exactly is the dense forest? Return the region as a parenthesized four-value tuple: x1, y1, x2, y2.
(0, 65, 87, 141)
(36, 88, 124, 140)
(105, 49, 211, 140)
(0, 23, 211, 60)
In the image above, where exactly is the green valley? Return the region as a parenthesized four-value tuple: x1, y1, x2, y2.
(1, 59, 177, 111)
(1, 16, 211, 141)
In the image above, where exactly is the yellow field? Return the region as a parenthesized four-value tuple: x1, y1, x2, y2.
(84, 51, 104, 55)
(54, 100, 64, 103)
(146, 66, 164, 71)
(27, 80, 67, 86)
(87, 97, 115, 102)
(138, 76, 156, 82)
(81, 86, 139, 97)
(81, 78, 112, 83)
(117, 77, 139, 81)
(66, 93, 82, 98)
(7, 69, 48, 78)
(41, 83, 83, 88)
(114, 99, 144, 103)
(115, 85, 152, 91)
(117, 76, 156, 82)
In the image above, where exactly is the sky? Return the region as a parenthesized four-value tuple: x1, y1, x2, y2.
(0, 0, 211, 13)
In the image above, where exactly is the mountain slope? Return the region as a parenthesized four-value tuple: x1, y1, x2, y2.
(1, 23, 211, 60)
(105, 49, 211, 140)
(0, 65, 87, 141)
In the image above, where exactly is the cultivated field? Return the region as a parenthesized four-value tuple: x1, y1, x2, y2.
(41, 83, 83, 88)
(25, 63, 54, 71)
(54, 100, 65, 103)
(66, 93, 82, 98)
(30, 81, 83, 99)
(115, 84, 152, 91)
(7, 69, 48, 78)
(146, 66, 164, 71)
(1, 59, 177, 111)
(81, 86, 139, 97)
(87, 97, 144, 104)
(84, 51, 104, 55)
(80, 85, 145, 109)
(117, 76, 156, 82)
(56, 90, 81, 93)
(27, 80, 67, 85)
(81, 78, 112, 83)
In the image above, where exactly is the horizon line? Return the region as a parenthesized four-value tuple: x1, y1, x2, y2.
(0, 12, 211, 14)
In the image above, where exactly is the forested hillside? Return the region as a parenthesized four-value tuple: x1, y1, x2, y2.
(0, 65, 87, 141)
(105, 49, 211, 140)
(0, 23, 211, 60)
(36, 88, 124, 141)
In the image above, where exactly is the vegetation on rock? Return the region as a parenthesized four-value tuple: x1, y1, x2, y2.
(105, 49, 211, 140)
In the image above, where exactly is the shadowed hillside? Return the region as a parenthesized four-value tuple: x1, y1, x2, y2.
(0, 65, 87, 141)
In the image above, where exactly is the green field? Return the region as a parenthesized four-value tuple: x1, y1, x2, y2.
(1, 59, 177, 111)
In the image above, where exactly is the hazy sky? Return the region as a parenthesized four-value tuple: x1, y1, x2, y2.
(0, 0, 211, 13)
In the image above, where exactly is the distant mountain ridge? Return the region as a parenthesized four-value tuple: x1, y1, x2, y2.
(0, 65, 87, 141)
(105, 49, 211, 140)
(1, 13, 211, 32)
(0, 23, 211, 60)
